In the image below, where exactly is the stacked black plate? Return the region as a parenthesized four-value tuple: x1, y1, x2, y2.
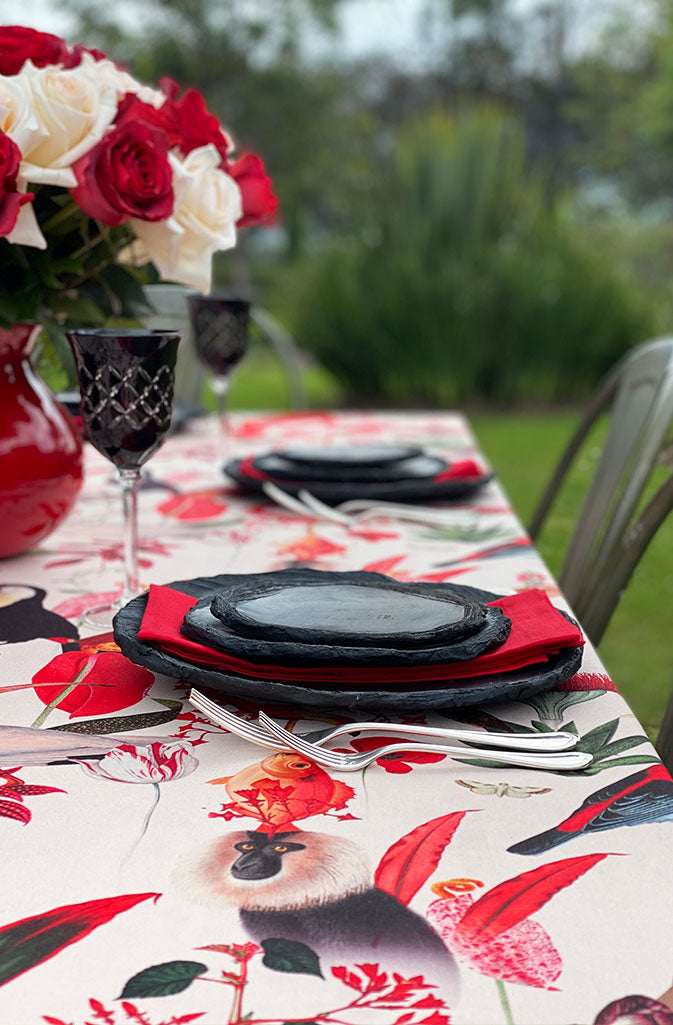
(224, 443, 493, 503)
(113, 568, 583, 713)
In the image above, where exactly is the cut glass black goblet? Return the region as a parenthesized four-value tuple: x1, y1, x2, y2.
(67, 328, 181, 628)
(188, 293, 250, 443)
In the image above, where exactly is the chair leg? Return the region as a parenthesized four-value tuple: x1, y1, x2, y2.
(655, 683, 673, 775)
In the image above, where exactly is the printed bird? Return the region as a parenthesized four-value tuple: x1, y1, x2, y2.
(208, 751, 355, 833)
(0, 584, 79, 645)
(508, 764, 673, 855)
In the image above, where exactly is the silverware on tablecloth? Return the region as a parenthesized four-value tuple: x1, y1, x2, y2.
(189, 689, 582, 757)
(257, 712, 594, 772)
(261, 480, 482, 528)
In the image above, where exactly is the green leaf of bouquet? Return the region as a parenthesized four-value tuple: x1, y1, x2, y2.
(47, 700, 183, 735)
(261, 938, 323, 978)
(102, 264, 152, 317)
(49, 294, 106, 324)
(119, 960, 208, 999)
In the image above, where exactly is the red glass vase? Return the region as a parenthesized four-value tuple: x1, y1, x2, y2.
(0, 325, 83, 558)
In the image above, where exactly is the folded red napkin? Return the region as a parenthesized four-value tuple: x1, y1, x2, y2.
(137, 585, 583, 686)
(237, 455, 484, 484)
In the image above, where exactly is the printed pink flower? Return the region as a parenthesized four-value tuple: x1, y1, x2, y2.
(79, 742, 197, 783)
(428, 891, 562, 989)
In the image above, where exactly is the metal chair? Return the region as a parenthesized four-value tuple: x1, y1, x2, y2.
(529, 336, 673, 647)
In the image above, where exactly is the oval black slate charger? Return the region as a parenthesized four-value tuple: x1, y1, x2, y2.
(112, 570, 584, 713)
(275, 443, 423, 467)
(252, 452, 448, 484)
(210, 578, 487, 649)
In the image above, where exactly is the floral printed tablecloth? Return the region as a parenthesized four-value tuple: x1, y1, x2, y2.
(1, 411, 671, 1025)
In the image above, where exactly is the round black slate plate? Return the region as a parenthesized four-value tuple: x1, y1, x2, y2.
(211, 577, 487, 648)
(183, 571, 508, 666)
(276, 443, 423, 468)
(112, 571, 584, 713)
(252, 453, 448, 484)
(225, 459, 495, 504)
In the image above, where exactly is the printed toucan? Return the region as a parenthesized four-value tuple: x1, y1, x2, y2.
(0, 584, 79, 645)
(508, 764, 673, 855)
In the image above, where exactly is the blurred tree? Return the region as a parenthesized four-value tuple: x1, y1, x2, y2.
(62, 0, 375, 266)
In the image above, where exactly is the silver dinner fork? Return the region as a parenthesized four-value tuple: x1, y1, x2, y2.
(189, 689, 579, 753)
(261, 480, 476, 529)
(258, 712, 594, 773)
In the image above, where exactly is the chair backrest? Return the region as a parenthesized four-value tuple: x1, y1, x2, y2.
(250, 306, 308, 410)
(529, 336, 673, 643)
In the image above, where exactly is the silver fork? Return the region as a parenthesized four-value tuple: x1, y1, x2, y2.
(258, 713, 594, 772)
(190, 689, 578, 752)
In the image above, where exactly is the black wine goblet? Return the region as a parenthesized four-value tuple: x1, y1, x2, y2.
(187, 293, 250, 445)
(66, 328, 181, 628)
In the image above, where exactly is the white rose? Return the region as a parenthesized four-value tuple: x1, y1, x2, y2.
(93, 58, 166, 108)
(132, 144, 242, 293)
(17, 54, 118, 188)
(0, 74, 43, 157)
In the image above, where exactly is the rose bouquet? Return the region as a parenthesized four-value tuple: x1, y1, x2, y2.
(0, 25, 277, 348)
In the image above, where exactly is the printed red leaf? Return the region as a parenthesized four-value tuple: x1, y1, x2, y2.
(360, 555, 405, 574)
(331, 965, 363, 990)
(88, 998, 115, 1023)
(375, 810, 473, 905)
(10, 785, 66, 796)
(0, 799, 31, 824)
(42, 1017, 72, 1025)
(0, 892, 160, 987)
(455, 852, 610, 945)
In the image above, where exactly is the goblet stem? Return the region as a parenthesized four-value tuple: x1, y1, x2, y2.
(211, 374, 230, 448)
(118, 467, 141, 605)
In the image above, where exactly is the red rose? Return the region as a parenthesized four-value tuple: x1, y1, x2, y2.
(0, 26, 71, 75)
(165, 88, 230, 164)
(32, 651, 154, 718)
(67, 43, 108, 66)
(228, 153, 278, 227)
(0, 133, 33, 236)
(72, 121, 174, 226)
(115, 93, 172, 138)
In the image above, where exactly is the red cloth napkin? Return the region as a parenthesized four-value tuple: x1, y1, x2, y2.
(137, 585, 583, 686)
(237, 455, 484, 483)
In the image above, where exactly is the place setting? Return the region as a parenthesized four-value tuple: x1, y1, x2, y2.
(224, 440, 494, 504)
(112, 565, 585, 713)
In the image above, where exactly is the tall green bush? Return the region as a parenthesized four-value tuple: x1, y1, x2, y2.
(289, 108, 653, 405)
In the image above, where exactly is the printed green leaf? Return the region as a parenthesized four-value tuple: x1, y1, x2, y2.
(120, 960, 208, 998)
(582, 754, 659, 775)
(261, 938, 323, 978)
(48, 700, 182, 735)
(0, 892, 159, 988)
(576, 719, 619, 754)
(593, 736, 650, 759)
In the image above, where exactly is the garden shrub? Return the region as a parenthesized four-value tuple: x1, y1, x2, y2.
(288, 108, 653, 406)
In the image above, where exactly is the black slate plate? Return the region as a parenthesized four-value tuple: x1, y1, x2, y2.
(183, 572, 509, 666)
(225, 459, 495, 504)
(211, 577, 486, 648)
(276, 443, 423, 468)
(252, 452, 448, 484)
(112, 571, 584, 713)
